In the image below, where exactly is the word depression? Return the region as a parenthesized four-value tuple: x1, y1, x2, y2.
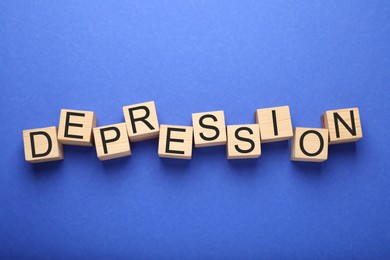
(22, 102, 363, 163)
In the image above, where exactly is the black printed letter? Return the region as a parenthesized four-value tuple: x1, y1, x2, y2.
(234, 127, 255, 153)
(127, 106, 154, 134)
(64, 112, 85, 139)
(199, 114, 220, 141)
(271, 110, 278, 136)
(100, 127, 120, 154)
(30, 132, 52, 158)
(299, 130, 324, 157)
(334, 110, 356, 138)
(166, 128, 186, 154)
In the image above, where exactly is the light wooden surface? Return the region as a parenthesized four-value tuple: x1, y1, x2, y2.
(58, 109, 97, 146)
(192, 110, 227, 147)
(291, 127, 328, 162)
(93, 123, 131, 161)
(227, 124, 261, 159)
(158, 125, 193, 159)
(322, 107, 362, 144)
(123, 101, 159, 142)
(23, 126, 64, 163)
(255, 105, 293, 143)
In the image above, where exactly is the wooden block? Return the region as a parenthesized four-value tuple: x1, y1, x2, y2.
(23, 126, 64, 163)
(123, 101, 159, 142)
(321, 107, 363, 144)
(158, 125, 193, 159)
(255, 105, 293, 143)
(58, 109, 97, 146)
(192, 110, 227, 147)
(93, 123, 131, 161)
(227, 124, 261, 159)
(291, 127, 328, 162)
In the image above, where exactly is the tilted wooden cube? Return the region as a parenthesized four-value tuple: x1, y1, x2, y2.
(58, 109, 97, 146)
(192, 110, 227, 147)
(291, 127, 328, 162)
(255, 106, 293, 143)
(123, 101, 159, 142)
(321, 107, 362, 144)
(23, 126, 64, 163)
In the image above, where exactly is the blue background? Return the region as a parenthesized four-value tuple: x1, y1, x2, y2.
(1, 0, 389, 258)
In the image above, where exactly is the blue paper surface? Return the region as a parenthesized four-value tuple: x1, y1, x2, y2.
(1, 0, 389, 258)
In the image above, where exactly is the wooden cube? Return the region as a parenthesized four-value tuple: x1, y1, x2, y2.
(227, 124, 261, 159)
(158, 125, 193, 159)
(321, 107, 363, 144)
(23, 126, 64, 163)
(123, 101, 159, 142)
(93, 123, 131, 161)
(255, 106, 293, 143)
(192, 110, 227, 147)
(58, 109, 97, 146)
(291, 127, 328, 162)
